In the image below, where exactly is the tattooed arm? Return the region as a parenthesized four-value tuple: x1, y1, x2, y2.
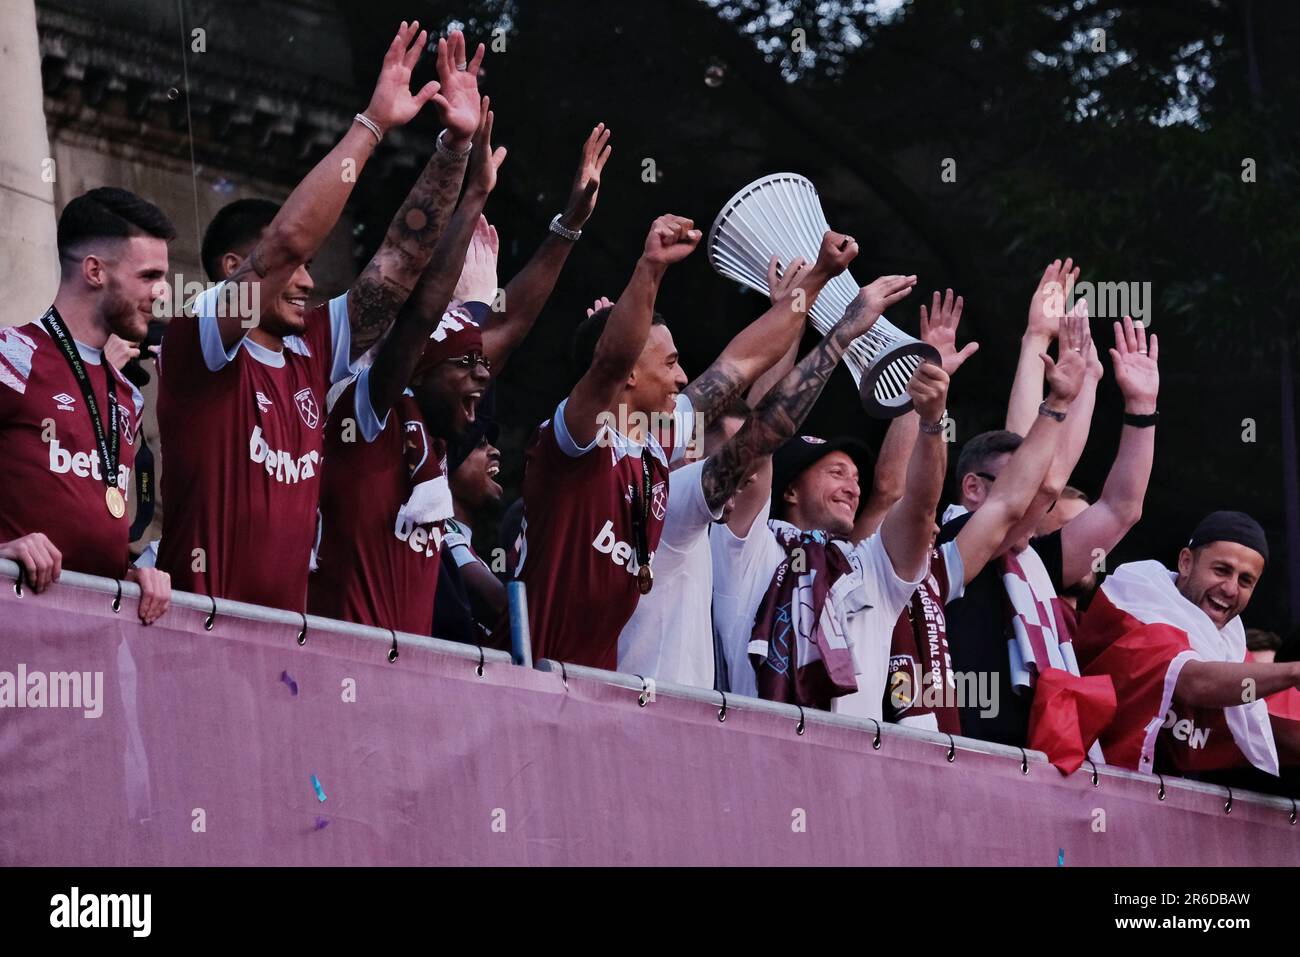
(685, 231, 858, 430)
(707, 275, 918, 526)
(481, 124, 612, 375)
(367, 103, 505, 422)
(347, 31, 485, 361)
(219, 21, 439, 350)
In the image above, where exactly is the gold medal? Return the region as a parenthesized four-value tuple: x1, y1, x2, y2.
(637, 564, 653, 595)
(105, 486, 126, 519)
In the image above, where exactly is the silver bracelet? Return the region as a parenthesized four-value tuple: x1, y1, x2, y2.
(353, 112, 382, 144)
(919, 418, 945, 435)
(437, 129, 472, 157)
(549, 213, 582, 242)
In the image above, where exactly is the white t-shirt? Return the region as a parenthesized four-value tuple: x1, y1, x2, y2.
(711, 494, 927, 718)
(618, 458, 722, 687)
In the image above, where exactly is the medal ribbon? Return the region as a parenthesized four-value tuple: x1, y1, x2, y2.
(41, 307, 120, 494)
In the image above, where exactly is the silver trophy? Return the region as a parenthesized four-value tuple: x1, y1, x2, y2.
(707, 173, 939, 418)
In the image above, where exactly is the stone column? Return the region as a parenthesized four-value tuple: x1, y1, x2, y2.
(0, 0, 58, 326)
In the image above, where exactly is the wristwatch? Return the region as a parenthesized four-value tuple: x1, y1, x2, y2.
(549, 213, 582, 242)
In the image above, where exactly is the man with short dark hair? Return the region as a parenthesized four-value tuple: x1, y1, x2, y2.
(1076, 510, 1300, 776)
(156, 24, 479, 610)
(0, 186, 174, 622)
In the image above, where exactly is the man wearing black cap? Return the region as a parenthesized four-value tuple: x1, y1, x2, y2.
(712, 304, 953, 716)
(1075, 510, 1300, 776)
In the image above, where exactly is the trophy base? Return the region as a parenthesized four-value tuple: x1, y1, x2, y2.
(858, 340, 943, 419)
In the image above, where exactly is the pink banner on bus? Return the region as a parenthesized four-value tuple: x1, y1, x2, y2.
(1, 570, 1296, 866)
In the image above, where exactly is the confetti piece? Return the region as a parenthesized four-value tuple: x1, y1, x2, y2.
(280, 671, 298, 696)
(311, 773, 326, 802)
(1058, 848, 1065, 867)
(314, 816, 329, 831)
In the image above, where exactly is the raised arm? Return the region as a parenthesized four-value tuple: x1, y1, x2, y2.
(347, 30, 485, 360)
(367, 102, 506, 421)
(1059, 316, 1159, 587)
(995, 299, 1099, 549)
(707, 276, 917, 520)
(1006, 258, 1077, 433)
(744, 258, 813, 405)
(684, 231, 859, 429)
(481, 124, 613, 374)
(220, 22, 440, 349)
(954, 311, 1089, 584)
(562, 214, 700, 447)
(876, 362, 950, 574)
(854, 287, 979, 540)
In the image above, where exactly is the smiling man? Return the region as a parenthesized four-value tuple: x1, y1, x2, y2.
(156, 24, 479, 610)
(1076, 510, 1300, 777)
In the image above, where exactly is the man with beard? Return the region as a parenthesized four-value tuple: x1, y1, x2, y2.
(0, 187, 173, 623)
(156, 23, 481, 610)
(1076, 511, 1300, 779)
(309, 101, 505, 634)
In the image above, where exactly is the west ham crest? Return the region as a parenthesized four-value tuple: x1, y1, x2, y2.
(293, 388, 320, 429)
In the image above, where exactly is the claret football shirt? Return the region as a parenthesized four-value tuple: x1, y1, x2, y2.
(309, 368, 449, 634)
(513, 394, 693, 670)
(155, 283, 351, 610)
(0, 320, 142, 578)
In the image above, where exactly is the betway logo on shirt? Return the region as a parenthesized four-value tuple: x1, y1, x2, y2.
(248, 425, 319, 484)
(47, 438, 130, 488)
(591, 520, 647, 576)
(1157, 707, 1212, 749)
(393, 514, 444, 558)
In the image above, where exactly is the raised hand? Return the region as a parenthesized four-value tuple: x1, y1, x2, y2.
(907, 361, 951, 424)
(809, 230, 859, 282)
(431, 29, 486, 148)
(919, 288, 978, 376)
(863, 274, 918, 319)
(1041, 307, 1090, 406)
(363, 21, 442, 133)
(453, 215, 500, 305)
(1027, 257, 1079, 340)
(466, 96, 507, 195)
(586, 296, 615, 317)
(837, 275, 916, 341)
(642, 214, 701, 267)
(1110, 315, 1159, 414)
(560, 123, 612, 232)
(765, 255, 810, 304)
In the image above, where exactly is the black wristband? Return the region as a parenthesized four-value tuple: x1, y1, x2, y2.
(1123, 410, 1159, 428)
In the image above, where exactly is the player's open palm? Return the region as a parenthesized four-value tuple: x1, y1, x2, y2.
(1111, 315, 1159, 411)
(1041, 308, 1090, 404)
(432, 30, 485, 143)
(920, 288, 978, 376)
(364, 21, 441, 132)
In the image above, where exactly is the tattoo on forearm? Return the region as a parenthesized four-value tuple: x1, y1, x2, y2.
(684, 362, 747, 431)
(700, 324, 851, 511)
(387, 151, 467, 257)
(348, 152, 467, 360)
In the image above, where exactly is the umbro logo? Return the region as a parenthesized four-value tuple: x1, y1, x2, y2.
(256, 391, 272, 414)
(53, 393, 76, 411)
